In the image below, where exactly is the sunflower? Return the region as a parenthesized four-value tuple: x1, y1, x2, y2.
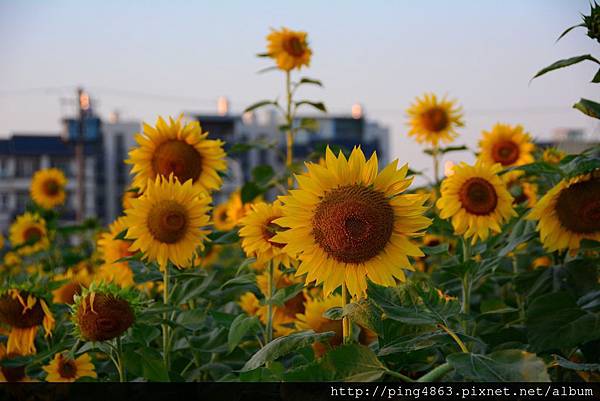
(266, 27, 312, 71)
(239, 202, 295, 268)
(436, 161, 516, 244)
(198, 244, 222, 268)
(527, 173, 600, 252)
(124, 175, 211, 270)
(0, 289, 54, 355)
(121, 188, 141, 211)
(72, 286, 136, 342)
(9, 213, 49, 255)
(542, 147, 565, 165)
(478, 123, 534, 167)
(97, 216, 136, 284)
(226, 190, 258, 226)
(127, 116, 227, 193)
(52, 263, 93, 305)
(43, 353, 96, 382)
(2, 252, 21, 269)
(30, 168, 67, 209)
(272, 147, 431, 299)
(0, 344, 33, 382)
(212, 202, 235, 231)
(406, 93, 464, 146)
(532, 256, 552, 269)
(296, 294, 376, 357)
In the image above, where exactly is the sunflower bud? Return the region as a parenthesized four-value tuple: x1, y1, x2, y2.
(584, 1, 600, 43)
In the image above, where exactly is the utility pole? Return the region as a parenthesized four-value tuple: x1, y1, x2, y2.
(76, 87, 89, 222)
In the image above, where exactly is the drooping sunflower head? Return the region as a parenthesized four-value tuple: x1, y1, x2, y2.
(127, 116, 227, 193)
(266, 27, 312, 71)
(436, 161, 516, 244)
(272, 147, 431, 299)
(503, 171, 537, 208)
(43, 353, 96, 383)
(30, 168, 67, 210)
(124, 175, 211, 270)
(527, 172, 600, 252)
(478, 123, 535, 167)
(239, 202, 295, 268)
(542, 147, 565, 165)
(72, 284, 138, 342)
(406, 93, 464, 146)
(212, 202, 235, 231)
(296, 294, 376, 357)
(0, 288, 54, 355)
(9, 213, 49, 256)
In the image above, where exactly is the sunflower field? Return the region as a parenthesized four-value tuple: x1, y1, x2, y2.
(0, 6, 600, 385)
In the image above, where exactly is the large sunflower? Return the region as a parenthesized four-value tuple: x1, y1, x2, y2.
(478, 123, 534, 167)
(124, 175, 211, 270)
(127, 116, 227, 193)
(406, 93, 464, 146)
(272, 147, 431, 299)
(239, 202, 295, 268)
(527, 173, 600, 252)
(30, 168, 67, 209)
(43, 353, 96, 382)
(0, 289, 54, 355)
(9, 213, 49, 256)
(266, 27, 312, 71)
(437, 162, 516, 244)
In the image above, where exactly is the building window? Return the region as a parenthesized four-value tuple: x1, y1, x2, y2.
(15, 157, 39, 178)
(16, 191, 29, 211)
(0, 193, 8, 211)
(50, 157, 73, 177)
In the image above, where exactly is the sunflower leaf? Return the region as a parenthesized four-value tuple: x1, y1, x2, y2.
(295, 100, 327, 113)
(532, 54, 600, 80)
(244, 100, 277, 113)
(573, 98, 600, 119)
(228, 314, 261, 352)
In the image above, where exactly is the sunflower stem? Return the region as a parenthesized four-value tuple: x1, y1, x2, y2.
(342, 282, 352, 344)
(460, 239, 472, 334)
(512, 258, 526, 322)
(265, 260, 274, 344)
(417, 362, 453, 382)
(115, 336, 125, 382)
(162, 264, 171, 375)
(285, 70, 294, 188)
(432, 143, 440, 185)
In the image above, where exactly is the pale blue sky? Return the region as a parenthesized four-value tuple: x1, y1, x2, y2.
(0, 0, 597, 175)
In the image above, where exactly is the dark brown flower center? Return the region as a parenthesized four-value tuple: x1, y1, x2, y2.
(23, 227, 42, 244)
(57, 356, 78, 379)
(152, 140, 202, 184)
(312, 185, 394, 264)
(283, 36, 306, 57)
(147, 200, 188, 244)
(555, 178, 600, 234)
(0, 293, 45, 328)
(77, 293, 135, 342)
(263, 218, 286, 249)
(43, 179, 61, 196)
(491, 140, 520, 166)
(421, 107, 449, 132)
(459, 177, 498, 215)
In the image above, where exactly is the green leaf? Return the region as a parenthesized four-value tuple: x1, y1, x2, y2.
(554, 355, 600, 372)
(498, 219, 536, 257)
(252, 165, 275, 186)
(136, 348, 170, 381)
(297, 77, 323, 87)
(573, 98, 600, 119)
(210, 230, 240, 245)
(422, 243, 450, 256)
(526, 291, 600, 352)
(244, 100, 276, 113)
(323, 307, 344, 320)
(503, 161, 563, 177)
(423, 145, 468, 156)
(228, 314, 261, 352)
(267, 283, 305, 307)
(561, 153, 600, 177)
(344, 298, 384, 337)
(295, 100, 327, 113)
(241, 181, 263, 203)
(241, 330, 334, 372)
(556, 23, 585, 42)
(532, 55, 600, 80)
(448, 350, 550, 382)
(285, 344, 387, 381)
(220, 273, 255, 290)
(592, 68, 600, 83)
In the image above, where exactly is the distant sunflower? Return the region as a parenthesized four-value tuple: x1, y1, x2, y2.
(226, 190, 258, 226)
(478, 123, 534, 167)
(406, 93, 464, 146)
(121, 188, 141, 211)
(52, 264, 93, 305)
(30, 168, 67, 209)
(198, 244, 222, 268)
(212, 202, 235, 231)
(273, 147, 431, 299)
(503, 171, 537, 208)
(266, 27, 312, 71)
(532, 256, 552, 269)
(238, 292, 261, 316)
(239, 202, 295, 268)
(127, 116, 227, 193)
(296, 294, 376, 357)
(0, 289, 54, 355)
(542, 147, 565, 165)
(9, 213, 49, 255)
(2, 252, 20, 268)
(527, 173, 600, 252)
(43, 353, 96, 382)
(97, 216, 136, 285)
(124, 175, 211, 270)
(437, 162, 516, 244)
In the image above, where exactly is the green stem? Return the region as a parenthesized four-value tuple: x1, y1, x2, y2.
(162, 264, 171, 374)
(116, 336, 125, 382)
(512, 258, 526, 322)
(461, 239, 472, 334)
(384, 369, 415, 382)
(285, 70, 294, 188)
(432, 144, 440, 185)
(342, 282, 351, 344)
(265, 261, 274, 344)
(417, 363, 453, 382)
(437, 324, 468, 353)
